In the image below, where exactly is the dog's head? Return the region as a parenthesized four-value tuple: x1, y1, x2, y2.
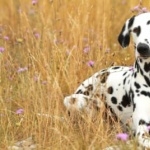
(118, 12, 150, 58)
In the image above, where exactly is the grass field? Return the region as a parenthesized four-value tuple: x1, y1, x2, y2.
(0, 0, 150, 149)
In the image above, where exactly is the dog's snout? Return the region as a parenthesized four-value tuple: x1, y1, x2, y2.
(137, 43, 150, 57)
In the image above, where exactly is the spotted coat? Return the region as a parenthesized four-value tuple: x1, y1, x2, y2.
(64, 12, 150, 148)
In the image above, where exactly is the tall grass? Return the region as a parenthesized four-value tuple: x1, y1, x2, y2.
(0, 0, 150, 149)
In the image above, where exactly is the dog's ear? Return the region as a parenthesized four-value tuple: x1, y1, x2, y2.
(118, 16, 135, 48)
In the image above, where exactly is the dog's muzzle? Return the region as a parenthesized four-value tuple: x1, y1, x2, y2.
(137, 43, 150, 57)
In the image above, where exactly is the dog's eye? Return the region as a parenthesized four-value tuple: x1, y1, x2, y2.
(132, 26, 141, 36)
(133, 27, 139, 33)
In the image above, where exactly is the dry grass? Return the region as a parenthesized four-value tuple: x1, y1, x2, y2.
(0, 0, 150, 149)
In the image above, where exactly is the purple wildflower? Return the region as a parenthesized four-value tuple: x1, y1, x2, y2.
(4, 36, 9, 41)
(105, 48, 110, 53)
(32, 0, 38, 5)
(34, 33, 40, 39)
(17, 67, 28, 73)
(129, 66, 134, 71)
(18, 8, 22, 14)
(142, 7, 148, 13)
(131, 5, 140, 12)
(0, 47, 5, 53)
(122, 0, 126, 5)
(83, 46, 90, 53)
(16, 108, 24, 114)
(87, 60, 94, 67)
(116, 133, 129, 141)
(66, 50, 71, 56)
(34, 75, 39, 82)
(131, 5, 149, 14)
(42, 80, 47, 85)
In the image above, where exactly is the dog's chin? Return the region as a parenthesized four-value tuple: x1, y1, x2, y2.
(137, 55, 150, 59)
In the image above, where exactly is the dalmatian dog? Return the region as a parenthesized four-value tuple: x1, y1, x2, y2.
(64, 12, 150, 148)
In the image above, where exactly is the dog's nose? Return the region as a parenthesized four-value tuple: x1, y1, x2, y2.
(137, 43, 150, 57)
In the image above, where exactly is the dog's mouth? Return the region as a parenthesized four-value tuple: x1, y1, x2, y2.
(137, 55, 150, 59)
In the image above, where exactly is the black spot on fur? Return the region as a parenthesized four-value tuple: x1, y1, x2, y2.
(135, 60, 144, 75)
(144, 62, 150, 72)
(141, 91, 150, 97)
(139, 119, 146, 125)
(118, 23, 130, 48)
(147, 20, 150, 25)
(134, 72, 137, 78)
(119, 33, 130, 48)
(101, 69, 107, 73)
(133, 103, 136, 112)
(145, 39, 149, 44)
(144, 75, 150, 87)
(129, 89, 134, 101)
(118, 16, 135, 47)
(86, 84, 93, 91)
(132, 73, 134, 77)
(121, 93, 131, 108)
(133, 26, 141, 36)
(134, 82, 141, 89)
(135, 60, 139, 72)
(112, 66, 120, 70)
(140, 68, 144, 76)
(117, 105, 123, 111)
(128, 16, 135, 28)
(143, 84, 148, 87)
(123, 72, 127, 76)
(76, 89, 83, 94)
(97, 72, 110, 83)
(123, 77, 127, 85)
(107, 86, 113, 94)
(111, 97, 117, 104)
(83, 91, 89, 96)
(139, 58, 143, 63)
(128, 80, 130, 84)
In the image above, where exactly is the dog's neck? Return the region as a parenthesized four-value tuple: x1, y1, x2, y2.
(135, 57, 150, 72)
(134, 57, 150, 86)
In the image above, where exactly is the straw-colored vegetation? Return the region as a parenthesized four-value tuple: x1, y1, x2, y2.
(0, 0, 150, 149)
